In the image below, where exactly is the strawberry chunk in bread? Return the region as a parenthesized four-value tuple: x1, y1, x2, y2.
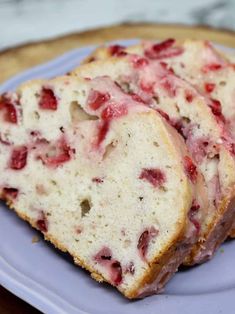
(72, 56, 235, 264)
(0, 75, 204, 298)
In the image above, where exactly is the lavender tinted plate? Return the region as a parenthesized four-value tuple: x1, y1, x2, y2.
(0, 40, 235, 314)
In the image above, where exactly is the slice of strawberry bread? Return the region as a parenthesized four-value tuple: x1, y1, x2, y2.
(82, 39, 235, 238)
(0, 75, 204, 298)
(72, 56, 235, 265)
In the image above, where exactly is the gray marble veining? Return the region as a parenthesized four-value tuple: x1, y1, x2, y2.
(0, 0, 234, 50)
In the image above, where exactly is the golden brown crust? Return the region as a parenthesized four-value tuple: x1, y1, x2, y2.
(229, 230, 235, 238)
(184, 190, 235, 265)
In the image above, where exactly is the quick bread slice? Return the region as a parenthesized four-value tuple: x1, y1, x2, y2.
(82, 39, 235, 238)
(72, 57, 235, 265)
(0, 75, 204, 298)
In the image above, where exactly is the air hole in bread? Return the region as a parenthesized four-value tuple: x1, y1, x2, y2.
(219, 81, 226, 86)
(70, 101, 97, 123)
(120, 82, 132, 94)
(80, 198, 91, 217)
(153, 95, 160, 104)
(33, 111, 40, 120)
(103, 141, 117, 160)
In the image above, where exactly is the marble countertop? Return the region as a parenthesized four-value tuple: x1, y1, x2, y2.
(0, 0, 235, 51)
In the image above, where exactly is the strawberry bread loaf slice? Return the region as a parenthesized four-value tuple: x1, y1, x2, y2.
(72, 56, 235, 265)
(0, 75, 204, 298)
(82, 39, 235, 238)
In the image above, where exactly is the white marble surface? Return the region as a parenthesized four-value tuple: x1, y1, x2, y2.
(0, 0, 235, 50)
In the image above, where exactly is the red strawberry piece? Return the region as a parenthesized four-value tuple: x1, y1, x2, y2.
(202, 63, 222, 73)
(156, 109, 170, 122)
(94, 247, 112, 264)
(88, 90, 110, 110)
(149, 46, 184, 59)
(92, 177, 104, 183)
(145, 39, 184, 60)
(160, 62, 175, 74)
(6, 105, 17, 123)
(0, 96, 17, 123)
(137, 227, 158, 261)
(152, 38, 175, 52)
(188, 201, 201, 234)
(94, 247, 122, 285)
(96, 121, 110, 146)
(39, 88, 57, 110)
(38, 137, 73, 167)
(209, 99, 222, 116)
(209, 99, 225, 123)
(185, 90, 194, 103)
(36, 212, 48, 233)
(101, 104, 128, 121)
(115, 51, 127, 57)
(109, 45, 126, 56)
(139, 168, 166, 188)
(10, 146, 28, 170)
(173, 120, 187, 139)
(140, 81, 154, 94)
(183, 156, 198, 183)
(110, 261, 123, 285)
(228, 142, 235, 156)
(2, 187, 19, 200)
(46, 148, 71, 166)
(160, 77, 176, 97)
(204, 83, 215, 93)
(132, 56, 149, 68)
(210, 99, 221, 115)
(130, 93, 146, 103)
(137, 230, 150, 260)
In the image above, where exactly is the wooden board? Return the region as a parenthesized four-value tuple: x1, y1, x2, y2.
(0, 23, 235, 314)
(0, 286, 41, 314)
(1, 23, 235, 84)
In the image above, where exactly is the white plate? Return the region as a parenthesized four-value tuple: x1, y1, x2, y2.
(1, 39, 235, 314)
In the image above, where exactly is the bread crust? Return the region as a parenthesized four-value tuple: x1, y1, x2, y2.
(229, 229, 235, 238)
(184, 190, 235, 265)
